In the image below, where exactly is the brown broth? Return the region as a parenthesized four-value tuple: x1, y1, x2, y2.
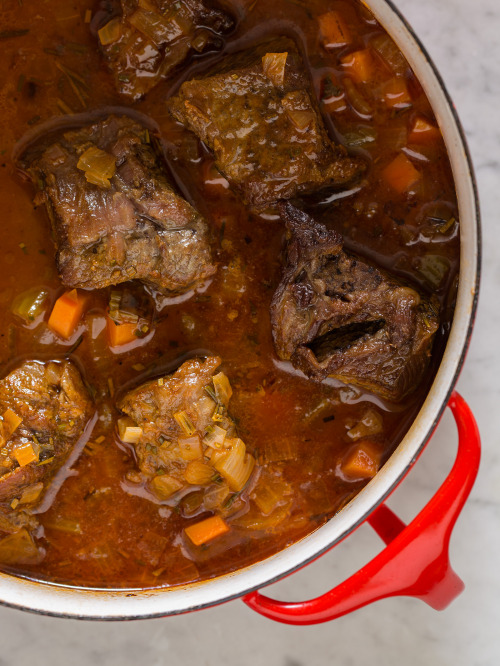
(0, 0, 459, 588)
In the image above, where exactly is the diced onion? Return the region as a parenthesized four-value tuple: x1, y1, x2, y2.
(178, 434, 203, 461)
(203, 482, 230, 510)
(262, 52, 288, 87)
(212, 372, 232, 407)
(77, 145, 116, 189)
(0, 529, 41, 565)
(117, 416, 143, 444)
(252, 477, 291, 515)
(285, 109, 315, 130)
(214, 438, 255, 491)
(371, 34, 408, 76)
(202, 424, 226, 449)
(150, 474, 184, 500)
(98, 18, 122, 46)
(184, 460, 214, 485)
(347, 409, 383, 440)
(343, 77, 373, 117)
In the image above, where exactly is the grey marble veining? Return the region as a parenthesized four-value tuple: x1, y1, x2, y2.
(0, 0, 498, 663)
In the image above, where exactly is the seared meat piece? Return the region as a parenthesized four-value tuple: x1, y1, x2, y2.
(168, 38, 365, 208)
(271, 204, 439, 401)
(25, 115, 215, 294)
(117, 356, 255, 504)
(0, 360, 93, 505)
(96, 0, 233, 100)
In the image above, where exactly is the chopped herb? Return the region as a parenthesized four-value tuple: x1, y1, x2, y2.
(118, 74, 130, 83)
(323, 414, 335, 423)
(27, 115, 41, 126)
(18, 242, 28, 254)
(204, 384, 217, 402)
(37, 456, 54, 466)
(0, 29, 29, 40)
(68, 335, 83, 354)
(219, 219, 226, 245)
(321, 75, 341, 100)
(66, 42, 88, 53)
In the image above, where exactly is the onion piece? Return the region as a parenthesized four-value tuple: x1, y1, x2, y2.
(262, 52, 288, 87)
(77, 145, 116, 189)
(0, 529, 41, 565)
(98, 18, 121, 46)
(178, 434, 203, 461)
(347, 409, 383, 440)
(184, 460, 214, 485)
(203, 424, 227, 449)
(150, 474, 184, 500)
(212, 372, 232, 407)
(117, 416, 143, 444)
(214, 438, 255, 491)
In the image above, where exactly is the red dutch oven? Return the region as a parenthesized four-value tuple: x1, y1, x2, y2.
(0, 0, 480, 621)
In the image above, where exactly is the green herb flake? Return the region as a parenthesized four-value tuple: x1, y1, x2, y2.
(0, 29, 29, 40)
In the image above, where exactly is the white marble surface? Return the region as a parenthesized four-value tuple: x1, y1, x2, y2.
(0, 0, 498, 663)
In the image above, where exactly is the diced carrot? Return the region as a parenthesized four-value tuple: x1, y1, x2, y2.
(48, 289, 86, 339)
(408, 115, 441, 145)
(13, 442, 39, 467)
(341, 49, 375, 84)
(341, 440, 382, 481)
(2, 409, 22, 436)
(381, 77, 412, 108)
(382, 152, 421, 193)
(318, 10, 351, 48)
(184, 515, 230, 546)
(106, 317, 138, 348)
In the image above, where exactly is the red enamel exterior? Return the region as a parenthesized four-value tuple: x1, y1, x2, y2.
(243, 391, 480, 625)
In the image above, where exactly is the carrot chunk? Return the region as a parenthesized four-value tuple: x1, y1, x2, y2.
(341, 49, 375, 84)
(408, 115, 441, 145)
(318, 11, 351, 48)
(184, 515, 230, 546)
(13, 442, 39, 467)
(48, 289, 86, 339)
(382, 152, 421, 193)
(106, 317, 138, 348)
(381, 77, 412, 108)
(341, 440, 382, 481)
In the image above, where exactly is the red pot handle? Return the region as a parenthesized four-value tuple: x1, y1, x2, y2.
(243, 391, 480, 625)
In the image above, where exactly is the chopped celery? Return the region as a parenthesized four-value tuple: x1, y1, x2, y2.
(173, 410, 197, 436)
(262, 52, 288, 87)
(11, 287, 49, 324)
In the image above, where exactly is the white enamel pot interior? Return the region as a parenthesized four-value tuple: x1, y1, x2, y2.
(0, 0, 480, 619)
